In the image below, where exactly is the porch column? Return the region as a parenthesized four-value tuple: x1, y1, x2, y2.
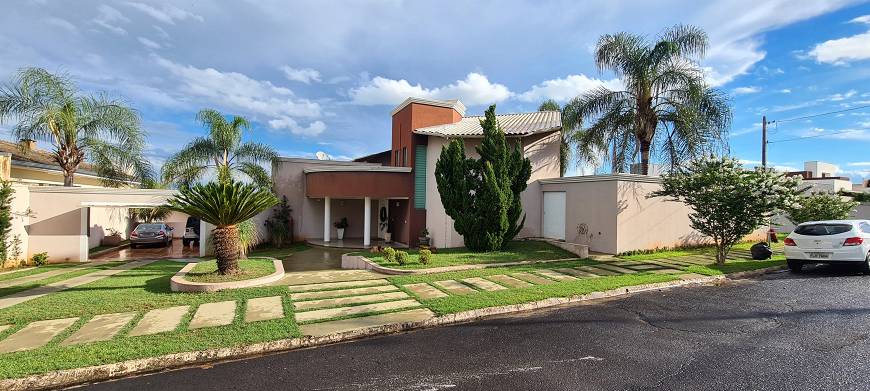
(79, 207, 89, 262)
(323, 197, 331, 242)
(363, 197, 371, 247)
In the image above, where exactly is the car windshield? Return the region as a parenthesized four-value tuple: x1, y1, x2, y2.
(136, 224, 163, 232)
(794, 224, 852, 236)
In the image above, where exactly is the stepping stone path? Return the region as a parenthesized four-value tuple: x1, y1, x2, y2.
(300, 308, 434, 337)
(403, 283, 449, 300)
(553, 268, 599, 278)
(288, 279, 390, 293)
(189, 301, 237, 329)
(577, 265, 619, 276)
(129, 306, 190, 336)
(462, 277, 507, 291)
(291, 284, 398, 301)
(487, 274, 533, 288)
(0, 266, 86, 289)
(433, 280, 478, 295)
(0, 317, 78, 353)
(62, 312, 136, 346)
(294, 291, 409, 311)
(534, 270, 576, 281)
(245, 296, 284, 323)
(625, 264, 662, 270)
(512, 272, 557, 285)
(593, 263, 638, 274)
(295, 299, 420, 323)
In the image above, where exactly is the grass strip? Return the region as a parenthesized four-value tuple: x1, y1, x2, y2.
(185, 257, 276, 283)
(0, 262, 124, 298)
(355, 240, 577, 269)
(0, 263, 78, 283)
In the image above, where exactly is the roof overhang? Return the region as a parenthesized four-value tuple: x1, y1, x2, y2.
(391, 97, 466, 116)
(305, 169, 413, 198)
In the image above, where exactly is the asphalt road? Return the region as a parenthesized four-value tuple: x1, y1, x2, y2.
(79, 264, 870, 391)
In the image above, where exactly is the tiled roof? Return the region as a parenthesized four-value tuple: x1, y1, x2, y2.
(0, 140, 97, 174)
(414, 111, 561, 138)
(391, 97, 466, 116)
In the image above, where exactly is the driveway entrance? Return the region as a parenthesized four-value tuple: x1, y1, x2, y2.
(91, 239, 198, 261)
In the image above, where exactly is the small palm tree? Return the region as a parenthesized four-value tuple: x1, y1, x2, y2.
(563, 25, 731, 175)
(0, 68, 151, 186)
(168, 181, 277, 274)
(161, 109, 277, 188)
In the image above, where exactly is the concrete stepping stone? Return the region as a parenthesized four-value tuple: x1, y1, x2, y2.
(0, 325, 10, 334)
(675, 256, 712, 265)
(245, 296, 284, 323)
(0, 317, 78, 353)
(605, 260, 641, 267)
(288, 279, 390, 293)
(403, 283, 448, 300)
(189, 301, 237, 329)
(651, 268, 683, 274)
(0, 267, 85, 289)
(486, 274, 533, 288)
(433, 280, 478, 295)
(61, 312, 136, 346)
(593, 263, 638, 274)
(300, 308, 435, 337)
(291, 284, 398, 301)
(624, 264, 663, 271)
(553, 268, 599, 278)
(534, 270, 577, 281)
(576, 265, 619, 276)
(660, 258, 698, 267)
(295, 299, 420, 323)
(295, 291, 409, 311)
(642, 260, 688, 269)
(129, 306, 190, 336)
(511, 272, 557, 285)
(462, 277, 507, 291)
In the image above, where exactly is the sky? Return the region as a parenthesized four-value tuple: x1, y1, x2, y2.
(2, 0, 870, 181)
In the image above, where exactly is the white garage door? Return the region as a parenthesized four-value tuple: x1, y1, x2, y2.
(542, 191, 566, 240)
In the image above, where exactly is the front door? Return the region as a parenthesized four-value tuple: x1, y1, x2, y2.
(542, 191, 566, 240)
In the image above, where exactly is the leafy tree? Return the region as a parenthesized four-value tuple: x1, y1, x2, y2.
(786, 192, 858, 225)
(161, 109, 277, 188)
(0, 68, 151, 186)
(0, 181, 13, 262)
(435, 105, 531, 251)
(130, 178, 172, 223)
(264, 196, 293, 248)
(168, 181, 277, 274)
(538, 99, 569, 177)
(651, 156, 802, 265)
(563, 25, 731, 175)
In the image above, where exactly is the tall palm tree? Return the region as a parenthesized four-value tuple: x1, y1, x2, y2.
(168, 181, 277, 275)
(538, 99, 569, 177)
(563, 25, 731, 175)
(0, 67, 151, 186)
(161, 109, 277, 188)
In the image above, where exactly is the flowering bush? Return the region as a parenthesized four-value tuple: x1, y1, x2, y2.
(786, 192, 858, 224)
(651, 156, 804, 265)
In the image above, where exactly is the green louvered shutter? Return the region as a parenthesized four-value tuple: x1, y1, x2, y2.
(414, 144, 427, 209)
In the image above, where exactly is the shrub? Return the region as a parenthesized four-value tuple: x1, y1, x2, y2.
(419, 249, 432, 265)
(31, 252, 48, 266)
(395, 250, 409, 266)
(383, 247, 397, 263)
(786, 192, 858, 224)
(264, 196, 292, 248)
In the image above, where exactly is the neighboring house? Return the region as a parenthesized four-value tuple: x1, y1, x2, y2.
(785, 161, 852, 194)
(272, 97, 739, 254)
(0, 140, 112, 187)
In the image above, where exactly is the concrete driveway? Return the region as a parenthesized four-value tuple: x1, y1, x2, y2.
(91, 239, 198, 261)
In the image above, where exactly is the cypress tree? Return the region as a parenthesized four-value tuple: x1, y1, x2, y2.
(435, 105, 531, 251)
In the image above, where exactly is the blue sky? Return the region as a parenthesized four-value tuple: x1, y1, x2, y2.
(2, 0, 870, 180)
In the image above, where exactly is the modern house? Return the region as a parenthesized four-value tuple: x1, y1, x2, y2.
(272, 97, 736, 254)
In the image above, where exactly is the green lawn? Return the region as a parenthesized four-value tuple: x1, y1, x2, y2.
(0, 263, 78, 283)
(618, 236, 786, 261)
(185, 257, 277, 283)
(0, 260, 299, 379)
(357, 240, 577, 269)
(0, 262, 124, 298)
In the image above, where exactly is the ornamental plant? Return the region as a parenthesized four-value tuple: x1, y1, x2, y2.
(382, 247, 397, 264)
(395, 250, 409, 266)
(786, 192, 858, 224)
(435, 104, 532, 251)
(651, 156, 803, 265)
(419, 249, 432, 265)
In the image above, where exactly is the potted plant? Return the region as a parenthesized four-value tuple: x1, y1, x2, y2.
(384, 219, 393, 243)
(418, 228, 431, 247)
(334, 217, 348, 240)
(101, 228, 124, 246)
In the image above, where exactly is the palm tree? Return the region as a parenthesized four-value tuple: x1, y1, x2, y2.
(0, 68, 151, 186)
(538, 99, 569, 177)
(563, 25, 731, 175)
(168, 181, 277, 274)
(161, 109, 277, 188)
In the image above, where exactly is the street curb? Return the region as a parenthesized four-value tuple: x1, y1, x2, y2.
(1, 267, 780, 390)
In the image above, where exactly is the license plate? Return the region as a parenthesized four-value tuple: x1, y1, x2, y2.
(808, 252, 832, 259)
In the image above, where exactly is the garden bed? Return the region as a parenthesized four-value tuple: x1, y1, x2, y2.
(170, 258, 285, 292)
(355, 240, 578, 269)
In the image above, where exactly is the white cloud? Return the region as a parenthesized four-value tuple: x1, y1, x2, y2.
(350, 72, 511, 106)
(153, 25, 170, 40)
(516, 74, 622, 103)
(847, 161, 870, 166)
(730, 123, 762, 137)
(92, 5, 129, 35)
(733, 86, 761, 95)
(799, 127, 870, 141)
(268, 117, 326, 136)
(45, 17, 77, 33)
(808, 26, 870, 64)
(125, 2, 204, 24)
(825, 90, 857, 101)
(280, 66, 321, 84)
(780, 89, 792, 93)
(137, 37, 161, 50)
(849, 14, 870, 24)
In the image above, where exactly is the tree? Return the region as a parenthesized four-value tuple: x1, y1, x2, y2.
(0, 68, 151, 186)
(563, 25, 731, 175)
(168, 181, 277, 274)
(538, 99, 569, 177)
(651, 156, 802, 265)
(161, 109, 277, 188)
(0, 181, 13, 262)
(786, 192, 858, 225)
(264, 196, 293, 248)
(435, 105, 531, 251)
(130, 178, 172, 223)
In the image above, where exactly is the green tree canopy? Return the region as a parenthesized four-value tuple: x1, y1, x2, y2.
(0, 68, 151, 186)
(786, 192, 858, 225)
(435, 105, 531, 251)
(563, 25, 731, 175)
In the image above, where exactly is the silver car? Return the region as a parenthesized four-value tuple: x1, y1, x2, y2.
(130, 223, 173, 248)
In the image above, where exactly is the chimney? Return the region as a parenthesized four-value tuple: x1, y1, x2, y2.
(19, 139, 36, 151)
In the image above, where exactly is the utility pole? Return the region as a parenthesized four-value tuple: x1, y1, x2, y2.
(761, 115, 767, 169)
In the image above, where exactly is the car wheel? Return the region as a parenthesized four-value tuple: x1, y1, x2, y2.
(861, 254, 870, 275)
(787, 259, 804, 273)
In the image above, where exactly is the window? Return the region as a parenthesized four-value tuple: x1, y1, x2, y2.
(794, 223, 853, 236)
(861, 222, 870, 234)
(402, 147, 407, 166)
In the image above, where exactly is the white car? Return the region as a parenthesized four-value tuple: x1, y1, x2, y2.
(784, 220, 870, 273)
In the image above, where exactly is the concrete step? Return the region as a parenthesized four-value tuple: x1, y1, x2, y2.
(295, 291, 410, 311)
(291, 284, 398, 301)
(287, 279, 390, 293)
(299, 308, 435, 337)
(295, 299, 421, 323)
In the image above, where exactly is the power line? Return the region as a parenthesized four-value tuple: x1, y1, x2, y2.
(768, 129, 864, 144)
(769, 104, 870, 124)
